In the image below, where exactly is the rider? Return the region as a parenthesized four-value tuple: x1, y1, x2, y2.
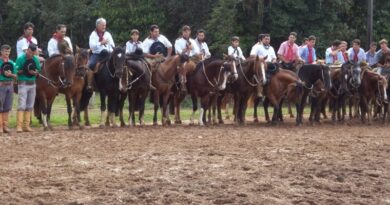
(228, 36, 246, 60)
(365, 42, 378, 68)
(47, 24, 73, 57)
(277, 32, 303, 70)
(250, 33, 277, 63)
(340, 41, 349, 62)
(195, 29, 211, 59)
(16, 22, 38, 57)
(325, 40, 344, 65)
(174, 25, 200, 59)
(142, 24, 173, 65)
(299, 35, 317, 64)
(0, 45, 17, 133)
(125, 29, 143, 54)
(15, 44, 41, 133)
(376, 39, 390, 74)
(347, 39, 366, 64)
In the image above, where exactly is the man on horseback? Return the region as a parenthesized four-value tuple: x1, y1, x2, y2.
(88, 18, 115, 73)
(325, 40, 344, 65)
(15, 44, 41, 132)
(16, 22, 38, 58)
(143, 24, 173, 64)
(299, 35, 317, 64)
(277, 32, 303, 70)
(195, 29, 211, 59)
(174, 25, 200, 59)
(228, 36, 246, 60)
(376, 39, 390, 75)
(340, 41, 349, 62)
(347, 39, 366, 64)
(47, 24, 73, 57)
(0, 45, 17, 133)
(125, 29, 143, 54)
(250, 33, 277, 63)
(366, 42, 378, 68)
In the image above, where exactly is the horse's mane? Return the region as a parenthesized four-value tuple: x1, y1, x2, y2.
(194, 57, 221, 73)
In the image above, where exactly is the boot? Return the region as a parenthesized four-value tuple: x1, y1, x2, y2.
(2, 112, 10, 133)
(16, 111, 24, 133)
(0, 113, 3, 134)
(23, 111, 33, 132)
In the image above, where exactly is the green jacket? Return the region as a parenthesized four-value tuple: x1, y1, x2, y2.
(16, 54, 41, 82)
(0, 59, 16, 82)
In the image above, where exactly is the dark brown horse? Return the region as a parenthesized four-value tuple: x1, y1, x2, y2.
(151, 54, 189, 126)
(119, 55, 152, 126)
(218, 56, 267, 124)
(188, 56, 236, 125)
(58, 47, 90, 129)
(35, 54, 75, 130)
(359, 69, 388, 124)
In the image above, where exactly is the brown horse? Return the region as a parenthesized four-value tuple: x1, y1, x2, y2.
(188, 56, 236, 125)
(59, 47, 90, 129)
(218, 56, 267, 124)
(151, 54, 189, 126)
(259, 64, 303, 124)
(359, 69, 388, 124)
(35, 54, 75, 130)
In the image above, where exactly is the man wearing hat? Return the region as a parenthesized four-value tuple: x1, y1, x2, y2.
(228, 36, 246, 60)
(0, 45, 17, 133)
(174, 25, 200, 59)
(15, 44, 41, 132)
(125, 29, 144, 54)
(142, 25, 172, 64)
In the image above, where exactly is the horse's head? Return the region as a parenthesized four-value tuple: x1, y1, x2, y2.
(348, 61, 362, 88)
(321, 65, 332, 91)
(75, 46, 90, 77)
(223, 54, 238, 82)
(176, 54, 190, 91)
(61, 54, 76, 87)
(378, 75, 388, 103)
(254, 56, 268, 85)
(111, 47, 126, 78)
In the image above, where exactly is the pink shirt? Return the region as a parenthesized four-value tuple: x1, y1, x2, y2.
(277, 41, 300, 62)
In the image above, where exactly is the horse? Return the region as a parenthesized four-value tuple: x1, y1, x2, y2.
(80, 47, 127, 128)
(328, 68, 348, 123)
(118, 54, 152, 126)
(359, 69, 388, 124)
(340, 61, 363, 119)
(219, 56, 267, 124)
(296, 64, 332, 125)
(58, 47, 90, 129)
(34, 54, 75, 130)
(258, 64, 303, 124)
(188, 56, 236, 125)
(151, 54, 189, 126)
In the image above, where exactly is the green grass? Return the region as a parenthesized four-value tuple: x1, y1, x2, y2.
(6, 93, 310, 128)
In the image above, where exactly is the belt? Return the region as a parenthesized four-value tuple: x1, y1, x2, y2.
(0, 81, 13, 86)
(18, 81, 36, 85)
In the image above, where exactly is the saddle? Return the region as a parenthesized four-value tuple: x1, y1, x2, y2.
(93, 50, 111, 73)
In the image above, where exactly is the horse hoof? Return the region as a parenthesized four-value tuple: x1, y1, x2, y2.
(79, 125, 85, 130)
(254, 118, 259, 123)
(99, 124, 105, 128)
(219, 120, 224, 124)
(85, 122, 91, 127)
(48, 125, 54, 131)
(153, 122, 158, 126)
(290, 115, 295, 118)
(43, 127, 50, 132)
(112, 124, 118, 128)
(175, 120, 182, 124)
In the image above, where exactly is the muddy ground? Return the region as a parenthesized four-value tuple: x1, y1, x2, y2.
(1, 120, 390, 204)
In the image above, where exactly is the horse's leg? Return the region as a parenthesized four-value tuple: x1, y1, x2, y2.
(161, 92, 171, 126)
(217, 93, 224, 124)
(288, 101, 294, 118)
(99, 92, 107, 128)
(107, 92, 119, 128)
(129, 92, 136, 126)
(241, 95, 250, 124)
(190, 94, 197, 125)
(139, 94, 147, 126)
(118, 92, 127, 127)
(233, 94, 240, 124)
(263, 97, 270, 123)
(253, 96, 260, 123)
(298, 90, 309, 125)
(174, 93, 184, 124)
(65, 94, 73, 129)
(211, 95, 218, 125)
(38, 94, 49, 131)
(309, 97, 316, 124)
(278, 98, 284, 122)
(359, 96, 367, 124)
(199, 96, 209, 126)
(46, 97, 56, 131)
(152, 91, 159, 126)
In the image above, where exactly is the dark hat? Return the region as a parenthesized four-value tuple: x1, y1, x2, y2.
(28, 43, 37, 52)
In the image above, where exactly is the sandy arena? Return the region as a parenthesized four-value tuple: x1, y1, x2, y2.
(1, 120, 390, 204)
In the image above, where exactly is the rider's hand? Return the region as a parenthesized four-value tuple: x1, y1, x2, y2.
(101, 39, 108, 45)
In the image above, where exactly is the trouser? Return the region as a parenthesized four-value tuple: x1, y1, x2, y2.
(17, 83, 36, 111)
(0, 84, 14, 112)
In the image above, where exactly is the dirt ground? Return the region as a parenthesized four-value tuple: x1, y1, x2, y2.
(1, 119, 390, 205)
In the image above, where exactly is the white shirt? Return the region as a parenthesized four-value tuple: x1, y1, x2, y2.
(16, 36, 38, 57)
(89, 30, 115, 54)
(125, 41, 144, 54)
(250, 43, 276, 62)
(174, 37, 200, 57)
(228, 46, 246, 60)
(47, 36, 73, 57)
(195, 39, 211, 58)
(142, 34, 172, 54)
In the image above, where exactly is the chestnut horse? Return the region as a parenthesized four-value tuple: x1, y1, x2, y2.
(151, 54, 189, 126)
(35, 54, 75, 130)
